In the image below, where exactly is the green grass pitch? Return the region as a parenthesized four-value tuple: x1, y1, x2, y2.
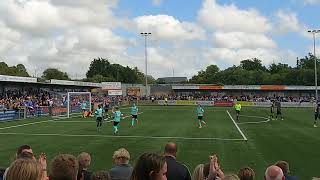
(0, 106, 318, 179)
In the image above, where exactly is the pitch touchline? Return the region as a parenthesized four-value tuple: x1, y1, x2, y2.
(0, 132, 247, 141)
(226, 110, 248, 141)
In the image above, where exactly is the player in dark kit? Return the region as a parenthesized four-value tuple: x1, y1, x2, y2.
(275, 100, 284, 120)
(314, 103, 320, 128)
(270, 101, 275, 120)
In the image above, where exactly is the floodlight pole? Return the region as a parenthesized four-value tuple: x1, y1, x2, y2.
(140, 32, 151, 97)
(308, 30, 320, 102)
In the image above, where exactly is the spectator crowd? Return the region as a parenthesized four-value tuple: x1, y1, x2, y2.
(0, 142, 311, 180)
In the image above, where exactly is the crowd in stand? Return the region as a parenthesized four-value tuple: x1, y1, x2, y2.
(0, 143, 313, 180)
(155, 95, 313, 103)
(0, 89, 51, 112)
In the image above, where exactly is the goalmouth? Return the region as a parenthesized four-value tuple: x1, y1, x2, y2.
(67, 92, 92, 118)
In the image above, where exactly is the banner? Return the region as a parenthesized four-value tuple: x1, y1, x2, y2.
(158, 100, 214, 106)
(108, 90, 123, 96)
(238, 101, 255, 106)
(0, 111, 19, 121)
(127, 87, 141, 96)
(102, 82, 121, 90)
(214, 101, 234, 107)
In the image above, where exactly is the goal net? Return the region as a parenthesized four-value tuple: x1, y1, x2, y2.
(67, 92, 92, 118)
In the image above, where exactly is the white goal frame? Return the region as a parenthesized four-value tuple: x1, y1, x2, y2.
(67, 92, 92, 118)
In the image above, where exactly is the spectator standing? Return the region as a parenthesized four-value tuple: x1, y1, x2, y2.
(164, 142, 191, 180)
(264, 165, 284, 180)
(50, 154, 78, 180)
(109, 148, 133, 180)
(77, 152, 92, 180)
(275, 161, 298, 180)
(238, 167, 255, 180)
(130, 153, 167, 180)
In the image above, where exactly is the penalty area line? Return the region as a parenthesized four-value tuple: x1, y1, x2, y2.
(0, 132, 247, 141)
(237, 115, 270, 124)
(226, 110, 248, 141)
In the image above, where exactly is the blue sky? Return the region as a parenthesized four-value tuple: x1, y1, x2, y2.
(0, 0, 320, 78)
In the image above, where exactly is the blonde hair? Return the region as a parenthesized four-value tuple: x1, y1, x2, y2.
(224, 174, 240, 180)
(6, 158, 42, 180)
(113, 148, 130, 161)
(192, 164, 204, 180)
(78, 152, 91, 168)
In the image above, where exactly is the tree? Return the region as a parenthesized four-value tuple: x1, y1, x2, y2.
(0, 62, 29, 77)
(86, 57, 155, 84)
(268, 63, 291, 74)
(240, 58, 267, 71)
(42, 68, 70, 80)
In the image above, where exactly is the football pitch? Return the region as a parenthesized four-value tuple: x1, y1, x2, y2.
(0, 105, 318, 179)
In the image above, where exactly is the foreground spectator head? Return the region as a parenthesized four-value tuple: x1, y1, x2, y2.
(224, 174, 240, 180)
(91, 171, 111, 180)
(17, 151, 35, 160)
(238, 167, 255, 180)
(192, 164, 205, 180)
(113, 148, 130, 165)
(164, 142, 177, 157)
(264, 165, 284, 180)
(50, 154, 79, 180)
(164, 142, 191, 180)
(274, 161, 289, 176)
(6, 158, 42, 180)
(17, 145, 33, 156)
(78, 152, 91, 169)
(110, 148, 133, 180)
(130, 153, 167, 180)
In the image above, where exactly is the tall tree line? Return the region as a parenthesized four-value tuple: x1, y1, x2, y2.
(190, 53, 320, 85)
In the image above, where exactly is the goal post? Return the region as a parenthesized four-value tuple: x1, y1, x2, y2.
(67, 92, 92, 118)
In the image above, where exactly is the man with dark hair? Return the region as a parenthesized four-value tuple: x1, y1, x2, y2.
(16, 145, 32, 156)
(164, 142, 191, 180)
(50, 154, 79, 180)
(275, 161, 298, 180)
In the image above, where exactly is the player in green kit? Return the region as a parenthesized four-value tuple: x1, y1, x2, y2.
(81, 101, 87, 118)
(196, 104, 206, 128)
(130, 103, 139, 127)
(234, 102, 241, 121)
(112, 106, 123, 135)
(95, 104, 103, 132)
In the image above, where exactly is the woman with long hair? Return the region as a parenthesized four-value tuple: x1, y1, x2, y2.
(130, 153, 167, 180)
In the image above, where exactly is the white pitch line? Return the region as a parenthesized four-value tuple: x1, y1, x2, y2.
(0, 120, 53, 130)
(226, 110, 248, 141)
(237, 119, 270, 125)
(237, 115, 270, 124)
(0, 115, 81, 130)
(239, 115, 269, 120)
(0, 132, 247, 141)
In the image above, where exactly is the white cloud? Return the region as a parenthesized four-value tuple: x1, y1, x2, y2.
(198, 0, 271, 33)
(273, 10, 310, 38)
(134, 15, 205, 42)
(213, 32, 276, 49)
